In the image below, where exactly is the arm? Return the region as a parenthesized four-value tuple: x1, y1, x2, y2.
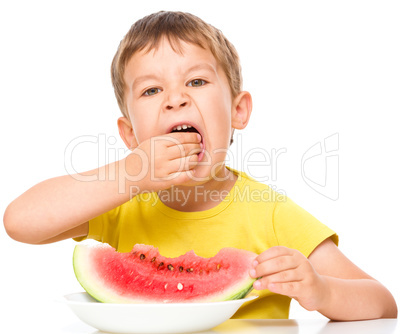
(4, 160, 135, 244)
(250, 238, 397, 320)
(309, 238, 397, 320)
(4, 132, 202, 244)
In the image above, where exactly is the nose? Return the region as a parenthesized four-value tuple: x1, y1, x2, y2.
(164, 88, 190, 111)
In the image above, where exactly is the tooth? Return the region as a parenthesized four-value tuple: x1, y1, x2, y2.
(173, 126, 177, 131)
(182, 125, 188, 130)
(177, 125, 182, 130)
(188, 125, 192, 128)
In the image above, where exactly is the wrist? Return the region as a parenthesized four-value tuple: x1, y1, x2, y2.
(314, 275, 333, 314)
(118, 152, 148, 197)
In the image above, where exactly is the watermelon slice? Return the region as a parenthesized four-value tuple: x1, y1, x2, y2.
(73, 243, 257, 303)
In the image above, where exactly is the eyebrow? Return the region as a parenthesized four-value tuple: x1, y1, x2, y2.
(131, 74, 160, 91)
(184, 63, 217, 76)
(131, 63, 217, 90)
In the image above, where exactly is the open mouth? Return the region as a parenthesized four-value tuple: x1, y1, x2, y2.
(169, 123, 205, 162)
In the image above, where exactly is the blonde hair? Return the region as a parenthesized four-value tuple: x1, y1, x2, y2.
(111, 11, 243, 119)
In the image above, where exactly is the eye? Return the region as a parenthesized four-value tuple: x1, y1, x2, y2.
(188, 79, 206, 87)
(143, 87, 161, 96)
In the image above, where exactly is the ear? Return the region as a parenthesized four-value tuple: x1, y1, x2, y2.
(117, 117, 138, 150)
(231, 91, 252, 130)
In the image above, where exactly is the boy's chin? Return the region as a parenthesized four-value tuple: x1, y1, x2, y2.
(180, 163, 230, 187)
(180, 169, 212, 187)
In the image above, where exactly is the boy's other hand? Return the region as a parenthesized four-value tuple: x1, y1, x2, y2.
(249, 246, 328, 312)
(124, 132, 203, 193)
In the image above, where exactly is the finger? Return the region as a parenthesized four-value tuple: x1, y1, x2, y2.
(251, 269, 303, 289)
(166, 143, 202, 159)
(253, 278, 301, 297)
(252, 255, 299, 278)
(254, 246, 295, 265)
(265, 281, 301, 298)
(165, 132, 202, 146)
(148, 134, 200, 152)
(180, 153, 200, 171)
(264, 268, 303, 284)
(165, 152, 199, 172)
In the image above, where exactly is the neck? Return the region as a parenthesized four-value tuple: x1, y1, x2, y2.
(157, 165, 238, 212)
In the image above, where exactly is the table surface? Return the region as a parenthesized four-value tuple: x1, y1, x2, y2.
(60, 318, 399, 334)
(6, 309, 400, 334)
(23, 319, 402, 334)
(213, 319, 399, 334)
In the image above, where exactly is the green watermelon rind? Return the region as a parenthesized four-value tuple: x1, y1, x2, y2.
(73, 244, 128, 304)
(226, 281, 255, 301)
(73, 243, 257, 304)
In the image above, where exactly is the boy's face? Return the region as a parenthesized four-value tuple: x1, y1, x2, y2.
(120, 38, 250, 184)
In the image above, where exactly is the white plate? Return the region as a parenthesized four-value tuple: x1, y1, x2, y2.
(59, 292, 258, 334)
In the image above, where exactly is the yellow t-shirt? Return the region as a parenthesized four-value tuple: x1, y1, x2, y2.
(76, 167, 338, 319)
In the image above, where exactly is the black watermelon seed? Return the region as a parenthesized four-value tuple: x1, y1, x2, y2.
(151, 257, 156, 262)
(140, 254, 146, 260)
(167, 264, 174, 271)
(186, 268, 193, 272)
(158, 262, 164, 268)
(179, 266, 184, 272)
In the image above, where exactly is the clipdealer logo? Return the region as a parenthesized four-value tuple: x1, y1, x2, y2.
(301, 133, 339, 201)
(128, 184, 287, 207)
(63, 132, 339, 201)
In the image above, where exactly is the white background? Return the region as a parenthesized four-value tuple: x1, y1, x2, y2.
(0, 1, 401, 333)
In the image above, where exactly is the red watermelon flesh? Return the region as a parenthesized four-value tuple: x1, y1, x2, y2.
(73, 243, 257, 303)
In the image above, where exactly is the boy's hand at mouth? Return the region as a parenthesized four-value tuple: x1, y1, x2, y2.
(123, 132, 203, 193)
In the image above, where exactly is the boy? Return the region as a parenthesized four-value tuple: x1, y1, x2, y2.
(3, 11, 397, 320)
